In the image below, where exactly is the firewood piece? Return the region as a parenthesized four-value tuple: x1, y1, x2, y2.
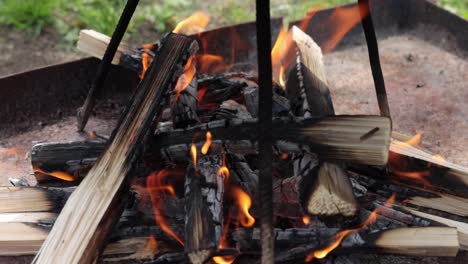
(399, 206, 468, 250)
(155, 116, 391, 165)
(351, 172, 468, 221)
(0, 187, 74, 213)
(33, 34, 198, 264)
(31, 116, 391, 179)
(171, 76, 200, 128)
(305, 162, 357, 216)
(31, 141, 107, 183)
(389, 139, 468, 197)
(286, 26, 357, 217)
(235, 227, 459, 259)
(184, 155, 224, 264)
(77, 29, 130, 65)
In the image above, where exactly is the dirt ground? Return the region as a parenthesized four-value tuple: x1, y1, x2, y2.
(0, 24, 467, 264)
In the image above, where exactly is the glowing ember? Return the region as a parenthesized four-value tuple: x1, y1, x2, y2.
(201, 131, 212, 155)
(175, 55, 196, 100)
(231, 186, 255, 227)
(279, 152, 289, 160)
(306, 194, 396, 262)
(147, 170, 184, 246)
(33, 167, 75, 182)
(302, 215, 311, 225)
(190, 144, 197, 169)
(173, 11, 210, 35)
(212, 256, 236, 264)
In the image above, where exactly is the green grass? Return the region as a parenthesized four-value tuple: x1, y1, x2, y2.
(0, 0, 60, 35)
(0, 0, 466, 46)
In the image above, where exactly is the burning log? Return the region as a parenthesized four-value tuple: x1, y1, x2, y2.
(234, 227, 459, 260)
(32, 33, 198, 264)
(184, 156, 225, 264)
(171, 63, 200, 128)
(30, 116, 392, 184)
(285, 26, 357, 217)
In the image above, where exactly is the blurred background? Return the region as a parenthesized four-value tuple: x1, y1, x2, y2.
(0, 0, 466, 76)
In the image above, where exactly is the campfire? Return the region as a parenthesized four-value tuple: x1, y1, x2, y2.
(0, 0, 467, 264)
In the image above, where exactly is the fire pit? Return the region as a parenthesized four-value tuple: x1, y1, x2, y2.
(0, 0, 467, 263)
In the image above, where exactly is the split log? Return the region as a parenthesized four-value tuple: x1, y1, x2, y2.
(351, 172, 468, 221)
(77, 29, 130, 65)
(234, 227, 459, 261)
(0, 187, 74, 213)
(32, 33, 198, 264)
(389, 138, 468, 198)
(184, 156, 224, 264)
(285, 25, 357, 217)
(399, 206, 468, 250)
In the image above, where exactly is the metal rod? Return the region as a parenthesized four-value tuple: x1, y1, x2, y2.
(255, 0, 274, 262)
(358, 0, 391, 118)
(77, 0, 140, 131)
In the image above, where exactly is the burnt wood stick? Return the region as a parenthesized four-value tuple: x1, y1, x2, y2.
(33, 34, 198, 264)
(171, 74, 200, 128)
(76, 0, 140, 131)
(184, 156, 224, 264)
(358, 0, 391, 117)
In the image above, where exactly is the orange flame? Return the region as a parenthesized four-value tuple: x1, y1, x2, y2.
(389, 132, 432, 186)
(175, 55, 196, 100)
(196, 54, 229, 74)
(201, 131, 212, 155)
(147, 170, 184, 246)
(190, 144, 197, 169)
(306, 194, 396, 262)
(212, 209, 237, 264)
(139, 52, 150, 79)
(271, 26, 294, 87)
(217, 153, 230, 180)
(173, 11, 210, 35)
(89, 131, 97, 140)
(231, 186, 255, 227)
(302, 215, 311, 225)
(33, 167, 75, 182)
(321, 4, 369, 53)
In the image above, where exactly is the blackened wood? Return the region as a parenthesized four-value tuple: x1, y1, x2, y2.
(33, 34, 198, 264)
(171, 76, 200, 128)
(76, 0, 140, 131)
(184, 156, 224, 264)
(358, 0, 391, 117)
(31, 141, 107, 183)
